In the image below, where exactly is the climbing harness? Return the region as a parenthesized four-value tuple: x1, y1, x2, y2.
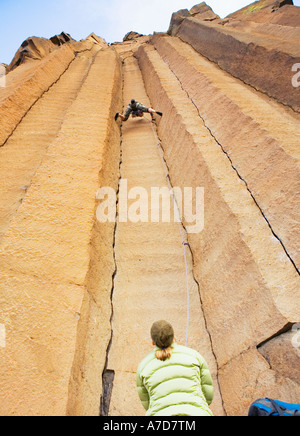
(149, 119, 191, 347)
(131, 109, 144, 118)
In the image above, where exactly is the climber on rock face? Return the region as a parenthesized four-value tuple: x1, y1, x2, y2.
(115, 99, 163, 122)
(136, 320, 214, 416)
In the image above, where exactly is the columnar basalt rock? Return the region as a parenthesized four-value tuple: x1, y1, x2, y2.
(7, 32, 88, 72)
(189, 2, 220, 20)
(0, 0, 299, 417)
(169, 1, 300, 112)
(0, 45, 76, 147)
(150, 34, 300, 272)
(0, 49, 98, 242)
(135, 42, 300, 415)
(0, 35, 107, 148)
(0, 47, 122, 416)
(123, 31, 144, 41)
(103, 52, 224, 417)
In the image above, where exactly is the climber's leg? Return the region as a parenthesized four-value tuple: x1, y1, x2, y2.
(115, 113, 129, 122)
(148, 108, 163, 120)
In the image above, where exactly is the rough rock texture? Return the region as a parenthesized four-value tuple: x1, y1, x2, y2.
(50, 31, 74, 46)
(0, 37, 105, 147)
(0, 49, 99, 242)
(225, 0, 295, 22)
(135, 41, 300, 415)
(150, 34, 300, 272)
(167, 2, 219, 36)
(7, 33, 76, 72)
(219, 2, 300, 40)
(259, 331, 300, 384)
(86, 33, 108, 47)
(123, 31, 144, 41)
(104, 50, 224, 417)
(0, 46, 122, 416)
(0, 45, 76, 147)
(7, 32, 108, 73)
(218, 346, 300, 416)
(0, 0, 299, 417)
(7, 37, 56, 72)
(170, 1, 300, 112)
(167, 9, 190, 36)
(189, 2, 220, 20)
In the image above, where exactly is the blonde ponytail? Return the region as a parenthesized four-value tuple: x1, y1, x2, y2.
(155, 346, 173, 361)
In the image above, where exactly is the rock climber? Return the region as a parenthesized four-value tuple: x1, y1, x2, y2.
(136, 320, 214, 416)
(115, 99, 163, 122)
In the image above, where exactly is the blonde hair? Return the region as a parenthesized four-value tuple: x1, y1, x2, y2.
(155, 345, 173, 361)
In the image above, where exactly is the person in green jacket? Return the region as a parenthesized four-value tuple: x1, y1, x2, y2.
(115, 99, 163, 122)
(136, 320, 214, 416)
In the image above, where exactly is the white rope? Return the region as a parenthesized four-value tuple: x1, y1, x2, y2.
(149, 119, 190, 347)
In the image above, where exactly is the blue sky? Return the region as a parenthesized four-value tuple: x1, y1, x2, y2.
(1, 0, 300, 64)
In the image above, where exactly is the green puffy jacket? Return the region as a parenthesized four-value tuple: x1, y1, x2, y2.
(136, 343, 214, 416)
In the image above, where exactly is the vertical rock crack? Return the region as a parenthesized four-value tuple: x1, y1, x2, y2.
(100, 62, 125, 417)
(160, 52, 299, 276)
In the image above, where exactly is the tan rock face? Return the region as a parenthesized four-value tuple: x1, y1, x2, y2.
(167, 2, 220, 36)
(0, 37, 105, 147)
(135, 40, 300, 414)
(0, 0, 299, 417)
(86, 33, 108, 48)
(0, 50, 97, 242)
(0, 46, 122, 416)
(225, 0, 295, 22)
(259, 331, 300, 384)
(219, 347, 300, 416)
(169, 2, 300, 113)
(0, 45, 76, 147)
(123, 31, 144, 42)
(189, 2, 219, 20)
(7, 33, 76, 72)
(167, 9, 190, 36)
(7, 37, 56, 71)
(0, 270, 84, 415)
(104, 53, 224, 417)
(150, 34, 300, 273)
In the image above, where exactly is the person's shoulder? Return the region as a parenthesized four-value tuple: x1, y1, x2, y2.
(137, 349, 156, 374)
(174, 343, 205, 361)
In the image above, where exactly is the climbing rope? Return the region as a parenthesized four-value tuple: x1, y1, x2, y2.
(148, 118, 190, 347)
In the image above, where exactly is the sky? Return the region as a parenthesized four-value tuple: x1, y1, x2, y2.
(1, 0, 300, 64)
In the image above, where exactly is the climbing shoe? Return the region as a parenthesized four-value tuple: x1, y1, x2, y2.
(156, 111, 163, 117)
(114, 112, 119, 121)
